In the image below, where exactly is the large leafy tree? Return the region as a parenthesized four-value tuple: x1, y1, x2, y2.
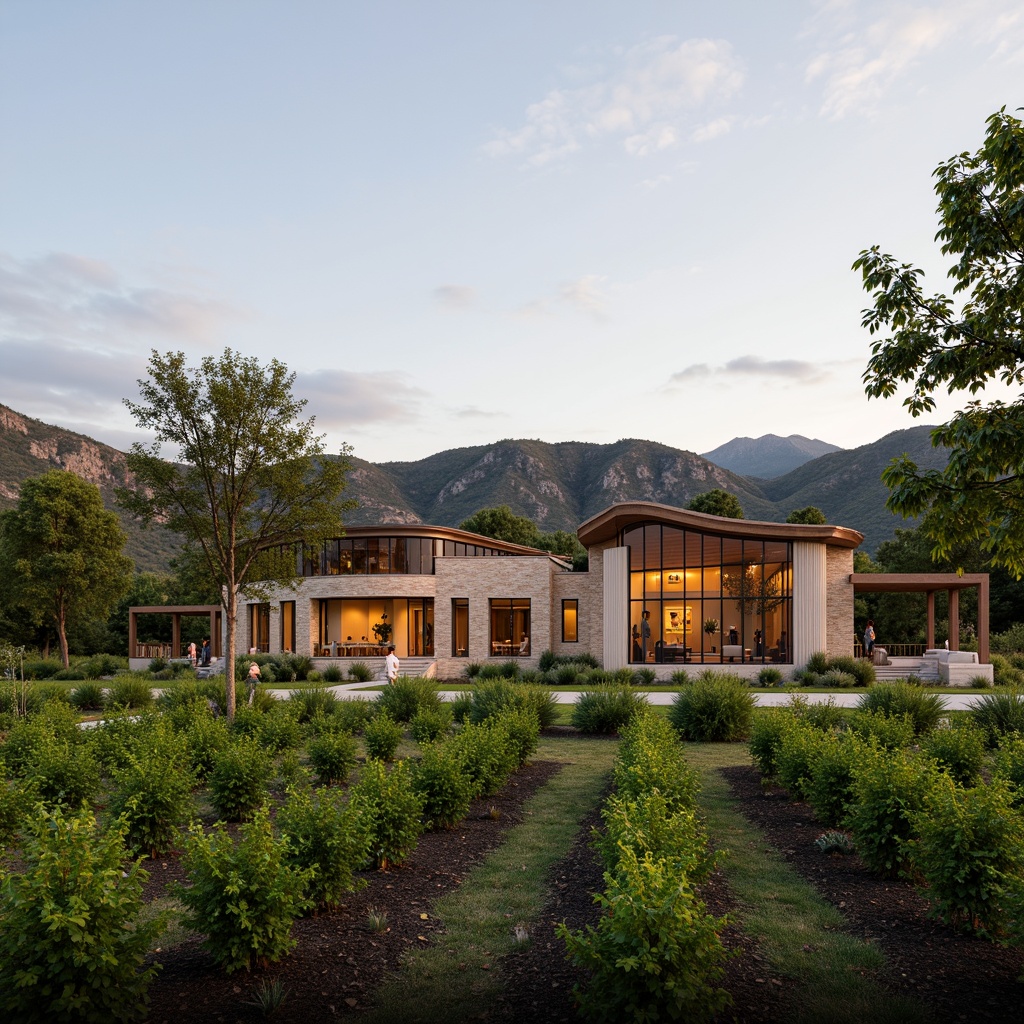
(687, 489, 744, 519)
(0, 470, 133, 666)
(120, 349, 353, 718)
(855, 107, 1024, 576)
(459, 505, 542, 547)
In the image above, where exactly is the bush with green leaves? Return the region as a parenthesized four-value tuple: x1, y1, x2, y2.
(828, 654, 875, 687)
(375, 676, 441, 723)
(276, 786, 371, 910)
(106, 674, 155, 710)
(669, 670, 755, 742)
(411, 741, 475, 830)
(0, 756, 33, 844)
(347, 661, 373, 682)
(856, 682, 944, 736)
(907, 775, 1024, 934)
(615, 713, 699, 812)
(182, 707, 232, 779)
(463, 661, 482, 679)
(806, 732, 863, 827)
(289, 685, 339, 722)
(447, 717, 519, 797)
(108, 720, 196, 856)
(0, 805, 163, 1022)
(331, 698, 375, 734)
(469, 679, 557, 728)
(2, 699, 82, 776)
(757, 666, 784, 686)
(748, 709, 795, 780)
(307, 730, 358, 785)
(321, 664, 343, 683)
(845, 708, 917, 750)
(992, 734, 1024, 803)
(805, 651, 830, 674)
(775, 720, 828, 802)
(796, 695, 847, 732)
(572, 686, 647, 735)
(410, 704, 453, 744)
(495, 706, 541, 766)
(176, 804, 311, 973)
(990, 654, 1024, 688)
(256, 703, 304, 753)
(449, 691, 473, 723)
(208, 736, 274, 821)
(350, 758, 424, 869)
(558, 845, 731, 1024)
(968, 689, 1024, 747)
(921, 721, 986, 786)
(364, 712, 403, 761)
(68, 682, 106, 711)
(632, 667, 656, 686)
(552, 663, 581, 686)
(845, 745, 939, 877)
(23, 657, 63, 680)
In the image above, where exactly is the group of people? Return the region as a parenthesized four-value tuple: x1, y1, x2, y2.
(186, 639, 211, 668)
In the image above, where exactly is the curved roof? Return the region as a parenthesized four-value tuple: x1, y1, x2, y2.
(576, 501, 863, 550)
(340, 523, 558, 558)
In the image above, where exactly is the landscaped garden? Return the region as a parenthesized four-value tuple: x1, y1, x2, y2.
(2, 666, 1024, 1022)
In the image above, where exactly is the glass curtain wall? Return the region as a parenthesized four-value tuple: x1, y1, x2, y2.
(624, 524, 791, 664)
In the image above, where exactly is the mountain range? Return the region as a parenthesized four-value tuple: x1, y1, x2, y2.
(0, 403, 949, 572)
(700, 433, 844, 478)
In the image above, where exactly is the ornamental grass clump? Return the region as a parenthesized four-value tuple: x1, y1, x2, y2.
(856, 682, 944, 736)
(0, 805, 164, 1023)
(106, 674, 155, 710)
(968, 688, 1024, 747)
(669, 670, 755, 742)
(176, 804, 312, 973)
(289, 685, 339, 722)
(68, 681, 106, 711)
(571, 685, 647, 735)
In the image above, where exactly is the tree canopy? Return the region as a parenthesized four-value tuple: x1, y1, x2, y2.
(786, 506, 827, 525)
(855, 107, 1024, 576)
(687, 489, 744, 519)
(120, 348, 353, 717)
(459, 506, 587, 569)
(0, 470, 133, 667)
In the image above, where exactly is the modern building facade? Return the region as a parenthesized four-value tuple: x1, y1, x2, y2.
(198, 502, 865, 678)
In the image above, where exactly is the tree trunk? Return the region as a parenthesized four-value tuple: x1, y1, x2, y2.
(56, 608, 69, 668)
(224, 585, 237, 721)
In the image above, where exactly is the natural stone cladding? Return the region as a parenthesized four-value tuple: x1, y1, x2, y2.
(826, 546, 855, 658)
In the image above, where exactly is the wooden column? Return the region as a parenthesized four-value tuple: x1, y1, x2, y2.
(172, 614, 181, 658)
(948, 589, 960, 651)
(977, 578, 990, 664)
(926, 591, 935, 650)
(129, 611, 138, 658)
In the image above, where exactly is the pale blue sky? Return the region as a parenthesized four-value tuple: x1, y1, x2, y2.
(1, 1, 1021, 464)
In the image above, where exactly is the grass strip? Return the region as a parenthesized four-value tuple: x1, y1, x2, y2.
(687, 742, 929, 1024)
(361, 736, 618, 1024)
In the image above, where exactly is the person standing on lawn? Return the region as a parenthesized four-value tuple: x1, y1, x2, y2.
(246, 661, 261, 704)
(384, 645, 400, 684)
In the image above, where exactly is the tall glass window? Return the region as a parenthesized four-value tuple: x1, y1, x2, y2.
(623, 524, 792, 665)
(280, 601, 295, 653)
(562, 599, 578, 643)
(452, 598, 469, 657)
(248, 603, 270, 653)
(489, 599, 531, 657)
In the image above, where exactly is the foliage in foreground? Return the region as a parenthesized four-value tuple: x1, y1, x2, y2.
(0, 805, 164, 1023)
(669, 670, 755, 742)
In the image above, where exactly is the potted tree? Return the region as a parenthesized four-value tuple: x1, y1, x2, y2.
(703, 618, 719, 654)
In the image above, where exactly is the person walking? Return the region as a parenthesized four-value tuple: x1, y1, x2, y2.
(863, 620, 876, 660)
(201, 638, 211, 667)
(246, 661, 261, 705)
(384, 645, 400, 684)
(187, 640, 197, 668)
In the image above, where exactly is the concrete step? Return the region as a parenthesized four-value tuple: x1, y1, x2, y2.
(873, 657, 939, 681)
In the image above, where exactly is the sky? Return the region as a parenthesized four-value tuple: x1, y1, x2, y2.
(1, 0, 1021, 466)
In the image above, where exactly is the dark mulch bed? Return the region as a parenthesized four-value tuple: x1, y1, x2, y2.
(142, 754, 1023, 1023)
(719, 764, 1023, 1023)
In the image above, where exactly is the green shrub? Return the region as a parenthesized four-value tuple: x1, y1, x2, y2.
(321, 664, 344, 683)
(0, 805, 163, 1023)
(346, 661, 372, 682)
(108, 721, 196, 856)
(147, 657, 167, 673)
(828, 655, 875, 687)
(307, 731, 358, 785)
(469, 680, 558, 728)
(495, 706, 541, 766)
(757, 666, 784, 686)
(845, 745, 939, 877)
(476, 662, 512, 681)
(2, 700, 82, 776)
(82, 653, 125, 678)
(993, 734, 1024, 803)
(554, 664, 580, 686)
(364, 713, 403, 761)
(0, 769, 32, 844)
(806, 732, 862, 827)
(208, 736, 274, 821)
(846, 709, 917, 750)
(805, 651, 830, 674)
(908, 775, 1024, 934)
(176, 804, 311, 973)
(797, 695, 847, 732)
(333, 698, 375, 734)
(669, 671, 755, 742)
(449, 692, 473, 723)
(969, 689, 1024, 747)
(277, 786, 371, 910)
(447, 718, 519, 797)
(615, 713, 699, 812)
(464, 661, 482, 679)
(776, 721, 827, 802)
(257, 703, 303, 753)
(990, 653, 1024, 688)
(632, 668, 656, 686)
(748, 709, 794, 780)
(23, 657, 63, 680)
(921, 721, 986, 786)
(572, 686, 647, 735)
(856, 682, 944, 736)
(350, 758, 424, 869)
(820, 669, 857, 688)
(375, 676, 440, 723)
(410, 705, 453, 744)
(106, 675, 155, 710)
(183, 709, 231, 779)
(68, 682, 106, 711)
(411, 742, 475, 830)
(289, 685, 339, 722)
(558, 846, 731, 1024)
(27, 735, 101, 810)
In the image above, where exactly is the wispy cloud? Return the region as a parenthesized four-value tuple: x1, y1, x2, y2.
(484, 36, 744, 166)
(516, 274, 609, 320)
(433, 284, 477, 310)
(670, 355, 826, 384)
(803, 0, 1024, 119)
(298, 369, 427, 429)
(452, 405, 503, 419)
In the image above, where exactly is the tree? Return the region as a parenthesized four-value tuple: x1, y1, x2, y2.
(855, 107, 1024, 576)
(459, 506, 542, 547)
(786, 506, 827, 525)
(120, 348, 353, 718)
(687, 489, 744, 519)
(0, 470, 132, 667)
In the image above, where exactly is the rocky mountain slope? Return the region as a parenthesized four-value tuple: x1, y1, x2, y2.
(701, 433, 844, 478)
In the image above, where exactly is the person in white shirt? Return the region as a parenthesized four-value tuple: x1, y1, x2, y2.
(384, 645, 400, 684)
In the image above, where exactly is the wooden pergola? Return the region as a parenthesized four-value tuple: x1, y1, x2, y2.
(849, 573, 989, 663)
(128, 605, 223, 660)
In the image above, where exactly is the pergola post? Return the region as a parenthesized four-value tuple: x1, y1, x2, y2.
(172, 615, 181, 658)
(926, 592, 935, 650)
(948, 589, 960, 651)
(978, 577, 990, 663)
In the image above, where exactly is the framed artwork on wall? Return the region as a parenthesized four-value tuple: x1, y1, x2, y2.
(664, 605, 691, 634)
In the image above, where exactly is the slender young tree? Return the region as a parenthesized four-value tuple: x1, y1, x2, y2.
(855, 107, 1024, 576)
(0, 470, 133, 667)
(119, 349, 353, 718)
